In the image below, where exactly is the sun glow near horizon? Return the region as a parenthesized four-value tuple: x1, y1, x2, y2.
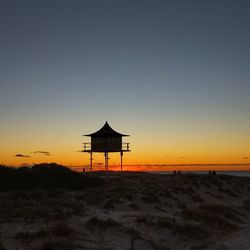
(1, 143, 250, 171)
(1, 120, 250, 170)
(1, 119, 249, 170)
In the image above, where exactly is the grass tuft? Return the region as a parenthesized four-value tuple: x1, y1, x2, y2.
(182, 203, 240, 233)
(86, 216, 120, 229)
(40, 240, 74, 250)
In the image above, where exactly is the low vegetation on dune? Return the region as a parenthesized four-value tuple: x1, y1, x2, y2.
(0, 163, 104, 190)
(0, 166, 250, 250)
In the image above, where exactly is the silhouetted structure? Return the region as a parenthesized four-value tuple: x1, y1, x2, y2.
(82, 122, 130, 175)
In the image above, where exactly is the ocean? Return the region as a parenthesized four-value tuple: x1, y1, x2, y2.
(149, 171, 250, 177)
(72, 164, 250, 176)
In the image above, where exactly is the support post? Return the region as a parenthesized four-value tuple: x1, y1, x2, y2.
(120, 151, 123, 174)
(90, 152, 93, 175)
(104, 152, 108, 178)
(105, 152, 109, 178)
(104, 152, 106, 173)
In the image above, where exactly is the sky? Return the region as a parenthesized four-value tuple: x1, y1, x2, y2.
(0, 0, 250, 170)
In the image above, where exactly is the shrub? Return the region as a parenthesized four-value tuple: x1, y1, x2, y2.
(178, 203, 187, 209)
(40, 240, 74, 250)
(190, 194, 204, 203)
(0, 163, 104, 191)
(0, 242, 6, 250)
(103, 199, 115, 210)
(157, 217, 174, 229)
(129, 202, 138, 210)
(16, 229, 48, 241)
(181, 203, 240, 232)
(135, 216, 154, 226)
(86, 216, 120, 229)
(243, 200, 250, 212)
(141, 193, 160, 203)
(49, 223, 75, 237)
(175, 222, 209, 239)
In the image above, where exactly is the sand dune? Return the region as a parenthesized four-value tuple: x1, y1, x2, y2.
(0, 172, 250, 250)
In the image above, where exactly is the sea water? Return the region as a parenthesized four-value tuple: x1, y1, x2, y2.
(150, 170, 250, 177)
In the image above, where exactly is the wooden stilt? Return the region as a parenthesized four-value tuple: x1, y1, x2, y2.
(90, 152, 93, 175)
(104, 152, 106, 172)
(121, 151, 123, 174)
(104, 152, 109, 179)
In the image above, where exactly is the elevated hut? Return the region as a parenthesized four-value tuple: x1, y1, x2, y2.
(82, 122, 130, 174)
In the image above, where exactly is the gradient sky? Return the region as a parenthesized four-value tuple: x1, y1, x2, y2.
(0, 0, 250, 170)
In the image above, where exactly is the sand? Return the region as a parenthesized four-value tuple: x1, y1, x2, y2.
(0, 172, 250, 250)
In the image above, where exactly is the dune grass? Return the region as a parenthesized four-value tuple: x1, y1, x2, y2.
(181, 203, 240, 233)
(86, 216, 121, 229)
(0, 170, 250, 250)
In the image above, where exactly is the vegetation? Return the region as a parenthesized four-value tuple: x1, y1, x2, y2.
(0, 171, 249, 249)
(0, 163, 103, 190)
(181, 203, 240, 232)
(0, 242, 6, 250)
(40, 240, 74, 250)
(86, 216, 120, 229)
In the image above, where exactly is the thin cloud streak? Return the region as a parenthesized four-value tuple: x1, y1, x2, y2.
(33, 151, 51, 156)
(15, 154, 31, 158)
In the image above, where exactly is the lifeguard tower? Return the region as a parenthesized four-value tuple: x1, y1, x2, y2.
(82, 122, 130, 174)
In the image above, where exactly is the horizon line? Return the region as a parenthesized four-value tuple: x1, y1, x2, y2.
(2, 162, 250, 168)
(75, 163, 250, 168)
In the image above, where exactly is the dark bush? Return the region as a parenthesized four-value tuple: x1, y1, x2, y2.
(0, 163, 104, 191)
(86, 216, 120, 229)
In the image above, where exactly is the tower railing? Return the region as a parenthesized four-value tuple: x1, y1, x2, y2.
(82, 142, 130, 152)
(82, 143, 91, 152)
(122, 143, 130, 151)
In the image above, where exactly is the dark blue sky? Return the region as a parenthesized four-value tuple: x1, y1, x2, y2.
(1, 0, 250, 165)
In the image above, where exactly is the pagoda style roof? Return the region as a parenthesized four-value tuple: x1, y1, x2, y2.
(84, 122, 129, 137)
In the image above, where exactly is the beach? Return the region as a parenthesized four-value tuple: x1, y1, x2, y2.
(1, 171, 250, 250)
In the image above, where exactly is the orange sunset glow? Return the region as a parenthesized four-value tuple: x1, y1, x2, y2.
(1, 122, 249, 172)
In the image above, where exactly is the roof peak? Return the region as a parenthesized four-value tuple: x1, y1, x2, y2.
(84, 122, 129, 137)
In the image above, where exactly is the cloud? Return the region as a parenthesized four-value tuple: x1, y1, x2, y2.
(180, 156, 189, 159)
(15, 154, 31, 158)
(243, 157, 249, 160)
(33, 151, 51, 156)
(164, 155, 189, 159)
